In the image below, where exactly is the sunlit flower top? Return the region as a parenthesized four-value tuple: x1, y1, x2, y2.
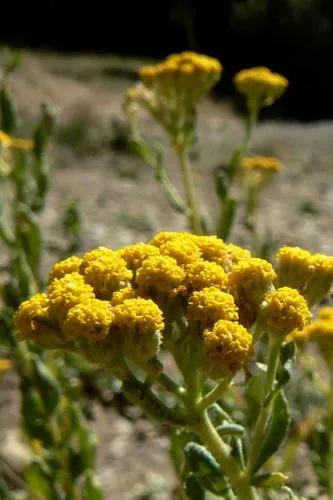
(234, 67, 288, 111)
(13, 232, 332, 376)
(242, 156, 284, 174)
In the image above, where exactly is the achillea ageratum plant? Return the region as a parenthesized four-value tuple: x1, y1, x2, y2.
(14, 232, 333, 499)
(124, 53, 289, 249)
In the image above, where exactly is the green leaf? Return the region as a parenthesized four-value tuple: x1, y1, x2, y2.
(82, 471, 104, 500)
(25, 461, 59, 500)
(252, 472, 288, 488)
(277, 342, 296, 388)
(21, 383, 53, 445)
(216, 423, 245, 437)
(0, 86, 17, 134)
(15, 206, 42, 275)
(68, 405, 97, 478)
(254, 390, 290, 472)
(214, 166, 230, 201)
(184, 442, 229, 496)
(32, 356, 60, 415)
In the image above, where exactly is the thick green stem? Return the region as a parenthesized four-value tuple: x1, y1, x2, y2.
(246, 336, 283, 476)
(328, 368, 333, 499)
(196, 410, 258, 500)
(197, 375, 233, 412)
(177, 146, 203, 235)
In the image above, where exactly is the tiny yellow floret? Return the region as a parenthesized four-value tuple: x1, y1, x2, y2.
(63, 299, 114, 341)
(185, 260, 227, 292)
(48, 272, 95, 320)
(203, 320, 253, 378)
(136, 255, 185, 296)
(187, 287, 238, 328)
(110, 287, 138, 306)
(49, 256, 83, 282)
(261, 287, 311, 337)
(14, 293, 50, 339)
(119, 243, 160, 271)
(113, 298, 164, 362)
(80, 250, 132, 299)
(159, 238, 201, 266)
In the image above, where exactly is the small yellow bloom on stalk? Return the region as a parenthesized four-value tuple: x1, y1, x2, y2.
(80, 250, 132, 300)
(139, 52, 222, 105)
(0, 130, 13, 148)
(14, 293, 65, 348)
(234, 67, 288, 112)
(190, 235, 228, 267)
(187, 287, 238, 328)
(79, 247, 116, 273)
(276, 247, 333, 305)
(159, 238, 202, 266)
(185, 260, 227, 292)
(63, 299, 114, 341)
(242, 156, 283, 174)
(276, 246, 313, 291)
(119, 243, 160, 271)
(136, 255, 185, 296)
(48, 273, 95, 321)
(260, 287, 311, 337)
(227, 258, 276, 327)
(113, 298, 164, 362)
(110, 287, 138, 306)
(49, 256, 83, 282)
(203, 320, 253, 379)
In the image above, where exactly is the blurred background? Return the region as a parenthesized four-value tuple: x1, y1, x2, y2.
(0, 2, 333, 499)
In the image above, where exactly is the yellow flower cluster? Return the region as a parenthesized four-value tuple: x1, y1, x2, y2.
(242, 156, 283, 174)
(14, 232, 329, 377)
(234, 67, 288, 111)
(276, 246, 333, 305)
(139, 52, 222, 103)
(125, 52, 222, 146)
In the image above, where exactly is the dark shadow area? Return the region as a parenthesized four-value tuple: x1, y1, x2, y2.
(1, 0, 333, 120)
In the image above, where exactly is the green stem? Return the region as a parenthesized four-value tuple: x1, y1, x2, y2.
(246, 336, 283, 476)
(196, 410, 258, 500)
(177, 145, 203, 235)
(328, 368, 333, 499)
(197, 375, 233, 412)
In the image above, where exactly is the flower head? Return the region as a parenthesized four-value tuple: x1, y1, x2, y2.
(203, 320, 253, 379)
(14, 293, 65, 349)
(48, 272, 95, 321)
(187, 287, 238, 328)
(185, 260, 227, 292)
(276, 247, 333, 305)
(261, 287, 311, 337)
(49, 256, 83, 282)
(139, 52, 222, 104)
(119, 243, 160, 271)
(136, 255, 185, 296)
(159, 238, 201, 266)
(234, 67, 288, 111)
(80, 249, 132, 299)
(227, 258, 276, 326)
(113, 298, 164, 362)
(242, 156, 283, 174)
(299, 317, 333, 366)
(63, 299, 114, 341)
(110, 287, 138, 306)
